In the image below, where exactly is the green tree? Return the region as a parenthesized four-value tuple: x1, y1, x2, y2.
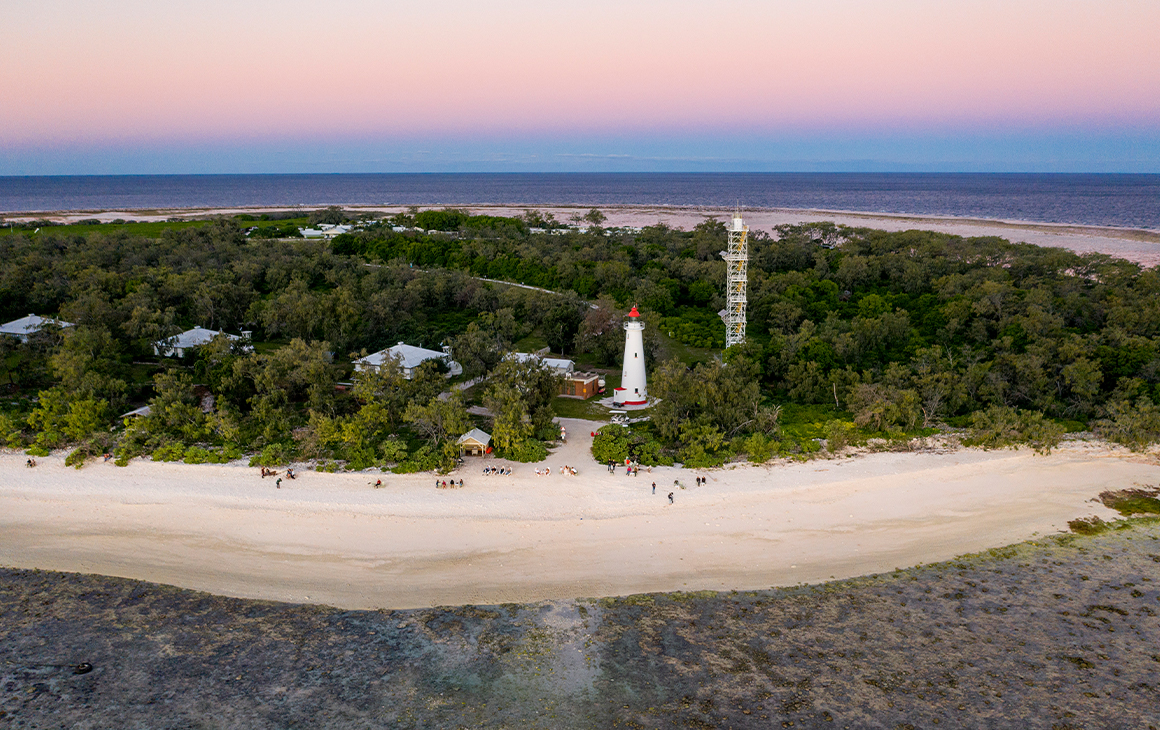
(27, 389, 109, 450)
(483, 357, 561, 453)
(49, 325, 128, 406)
(541, 297, 586, 355)
(485, 382, 533, 452)
(404, 391, 471, 445)
(575, 301, 623, 365)
(450, 310, 517, 378)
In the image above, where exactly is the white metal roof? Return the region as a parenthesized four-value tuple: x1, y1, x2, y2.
(543, 357, 575, 372)
(121, 405, 153, 418)
(356, 342, 448, 370)
(161, 327, 241, 350)
(456, 428, 492, 446)
(0, 314, 74, 337)
(510, 352, 574, 372)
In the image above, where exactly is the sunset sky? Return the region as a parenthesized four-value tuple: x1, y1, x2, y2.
(2, 0, 1158, 174)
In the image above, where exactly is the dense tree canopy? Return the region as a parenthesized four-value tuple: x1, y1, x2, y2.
(4, 210, 1160, 470)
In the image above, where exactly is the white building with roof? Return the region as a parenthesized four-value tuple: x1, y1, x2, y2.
(353, 342, 463, 379)
(0, 314, 74, 343)
(509, 352, 576, 375)
(154, 327, 252, 358)
(299, 224, 354, 239)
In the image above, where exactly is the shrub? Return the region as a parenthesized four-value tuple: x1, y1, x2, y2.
(743, 432, 774, 464)
(394, 442, 459, 473)
(0, 413, 26, 449)
(679, 444, 733, 469)
(152, 442, 186, 462)
(592, 426, 630, 464)
(65, 448, 90, 469)
(501, 439, 549, 463)
(847, 383, 920, 432)
(634, 437, 672, 466)
(824, 420, 860, 453)
(379, 438, 408, 467)
(1094, 399, 1160, 451)
(797, 438, 822, 456)
(964, 406, 1064, 454)
(248, 443, 296, 467)
(592, 424, 672, 466)
(182, 446, 228, 464)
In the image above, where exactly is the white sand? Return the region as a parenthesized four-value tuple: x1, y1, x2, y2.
(12, 204, 1160, 266)
(1, 420, 1154, 609)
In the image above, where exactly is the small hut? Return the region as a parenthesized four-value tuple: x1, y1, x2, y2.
(457, 428, 492, 457)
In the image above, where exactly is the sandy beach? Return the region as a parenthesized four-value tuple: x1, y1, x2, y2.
(1, 419, 1154, 609)
(10, 203, 1160, 267)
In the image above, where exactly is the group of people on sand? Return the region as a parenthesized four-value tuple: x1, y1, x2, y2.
(25, 458, 36, 468)
(260, 466, 295, 488)
(437, 479, 464, 489)
(607, 459, 650, 476)
(483, 466, 510, 476)
(558, 465, 578, 476)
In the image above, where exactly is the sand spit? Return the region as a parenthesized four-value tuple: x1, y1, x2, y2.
(1, 421, 1155, 609)
(7, 203, 1160, 266)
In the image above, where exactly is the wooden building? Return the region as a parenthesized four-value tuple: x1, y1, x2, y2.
(560, 371, 601, 400)
(457, 428, 492, 456)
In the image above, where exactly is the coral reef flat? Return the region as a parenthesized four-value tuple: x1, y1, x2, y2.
(3, 521, 1158, 729)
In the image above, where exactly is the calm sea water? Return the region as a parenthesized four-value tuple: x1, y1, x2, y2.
(1, 173, 1157, 229)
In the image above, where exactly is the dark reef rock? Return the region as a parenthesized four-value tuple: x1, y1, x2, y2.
(2, 521, 1159, 729)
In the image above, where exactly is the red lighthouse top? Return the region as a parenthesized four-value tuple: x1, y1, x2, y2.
(627, 305, 641, 318)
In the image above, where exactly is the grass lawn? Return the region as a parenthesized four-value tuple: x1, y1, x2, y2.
(551, 396, 612, 421)
(1, 220, 211, 238)
(0, 216, 312, 239)
(653, 329, 717, 366)
(511, 334, 548, 352)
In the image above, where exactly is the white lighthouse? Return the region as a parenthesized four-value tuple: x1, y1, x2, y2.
(614, 305, 648, 406)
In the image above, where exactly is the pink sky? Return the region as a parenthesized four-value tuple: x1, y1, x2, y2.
(2, 0, 1158, 172)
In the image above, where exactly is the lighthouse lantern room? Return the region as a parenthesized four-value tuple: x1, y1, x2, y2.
(614, 305, 648, 406)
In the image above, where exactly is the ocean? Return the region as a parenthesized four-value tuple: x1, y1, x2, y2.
(1, 173, 1157, 230)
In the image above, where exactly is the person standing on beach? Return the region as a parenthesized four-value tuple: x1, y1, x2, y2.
(668, 492, 674, 504)
(276, 478, 282, 489)
(652, 482, 656, 494)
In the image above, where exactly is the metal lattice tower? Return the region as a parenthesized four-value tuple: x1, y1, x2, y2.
(719, 211, 749, 349)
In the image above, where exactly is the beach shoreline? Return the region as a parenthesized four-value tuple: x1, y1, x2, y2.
(2, 422, 1154, 610)
(7, 202, 1158, 265)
